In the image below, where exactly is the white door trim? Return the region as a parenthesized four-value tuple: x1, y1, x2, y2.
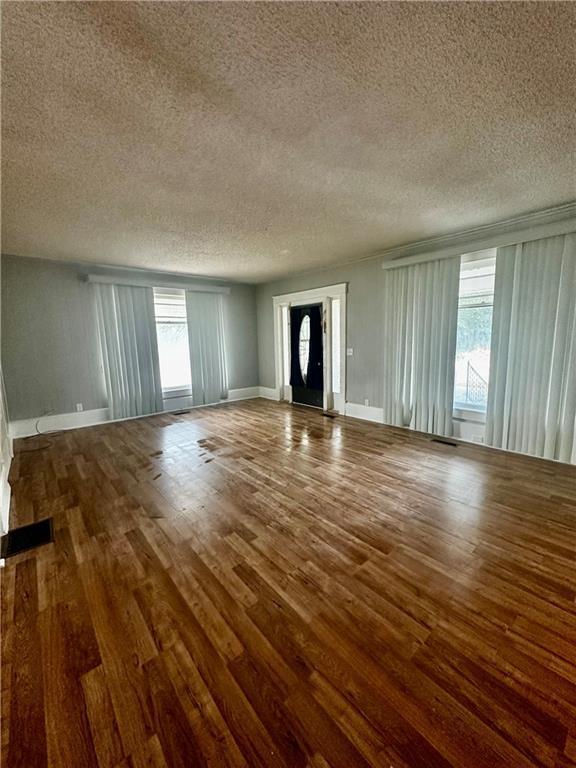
(272, 283, 347, 413)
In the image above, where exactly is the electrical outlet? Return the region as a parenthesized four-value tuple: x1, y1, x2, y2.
(364, 398, 370, 407)
(76, 403, 83, 412)
(346, 348, 354, 356)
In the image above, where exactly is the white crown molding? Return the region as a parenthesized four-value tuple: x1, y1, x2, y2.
(381, 201, 576, 269)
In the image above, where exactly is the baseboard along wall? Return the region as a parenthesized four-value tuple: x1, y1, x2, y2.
(344, 402, 384, 423)
(9, 387, 267, 439)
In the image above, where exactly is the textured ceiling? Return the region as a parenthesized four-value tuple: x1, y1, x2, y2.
(2, 2, 575, 283)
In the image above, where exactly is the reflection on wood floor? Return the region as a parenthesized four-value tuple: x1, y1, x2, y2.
(2, 399, 576, 767)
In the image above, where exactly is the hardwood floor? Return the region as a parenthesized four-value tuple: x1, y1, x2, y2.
(2, 399, 576, 768)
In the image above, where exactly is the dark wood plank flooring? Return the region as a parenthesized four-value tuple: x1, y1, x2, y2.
(2, 399, 576, 768)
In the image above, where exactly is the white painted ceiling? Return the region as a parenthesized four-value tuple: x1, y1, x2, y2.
(2, 2, 575, 282)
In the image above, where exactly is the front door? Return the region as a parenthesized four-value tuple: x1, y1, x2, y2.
(290, 304, 323, 408)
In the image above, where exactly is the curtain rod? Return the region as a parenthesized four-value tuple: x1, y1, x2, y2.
(85, 274, 231, 294)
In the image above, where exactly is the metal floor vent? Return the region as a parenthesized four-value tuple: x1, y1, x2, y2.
(431, 437, 459, 447)
(0, 518, 54, 559)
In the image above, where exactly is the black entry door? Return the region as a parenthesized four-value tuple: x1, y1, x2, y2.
(290, 304, 323, 408)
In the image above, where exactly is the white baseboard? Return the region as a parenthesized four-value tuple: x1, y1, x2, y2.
(9, 387, 263, 440)
(228, 387, 260, 401)
(10, 408, 111, 439)
(163, 387, 260, 411)
(343, 402, 489, 445)
(258, 386, 280, 400)
(344, 402, 384, 424)
(9, 395, 388, 441)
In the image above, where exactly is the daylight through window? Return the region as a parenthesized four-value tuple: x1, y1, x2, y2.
(331, 298, 341, 394)
(153, 288, 192, 395)
(454, 252, 496, 412)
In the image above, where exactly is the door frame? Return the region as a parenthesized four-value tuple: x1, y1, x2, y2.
(273, 283, 347, 413)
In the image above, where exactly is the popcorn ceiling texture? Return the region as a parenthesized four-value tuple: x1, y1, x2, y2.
(2, 2, 575, 282)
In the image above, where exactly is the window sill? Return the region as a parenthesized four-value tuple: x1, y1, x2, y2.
(453, 407, 486, 424)
(163, 388, 192, 400)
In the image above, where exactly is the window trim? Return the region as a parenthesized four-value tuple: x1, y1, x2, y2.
(453, 405, 487, 421)
(162, 386, 193, 399)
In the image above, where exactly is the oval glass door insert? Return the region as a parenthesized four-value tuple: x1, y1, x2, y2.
(299, 315, 311, 383)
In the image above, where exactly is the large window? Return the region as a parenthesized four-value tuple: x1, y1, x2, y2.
(153, 288, 192, 396)
(454, 253, 496, 412)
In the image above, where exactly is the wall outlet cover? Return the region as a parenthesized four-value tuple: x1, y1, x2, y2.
(76, 403, 83, 412)
(346, 348, 354, 356)
(364, 398, 370, 407)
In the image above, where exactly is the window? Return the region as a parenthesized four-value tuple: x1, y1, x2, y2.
(153, 288, 192, 396)
(281, 305, 290, 387)
(298, 314, 311, 382)
(454, 252, 496, 412)
(331, 298, 341, 394)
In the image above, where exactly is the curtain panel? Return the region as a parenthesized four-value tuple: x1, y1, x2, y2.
(185, 292, 228, 406)
(383, 256, 460, 436)
(486, 233, 576, 463)
(94, 283, 163, 420)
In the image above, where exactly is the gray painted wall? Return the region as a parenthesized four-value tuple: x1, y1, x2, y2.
(2, 256, 107, 420)
(256, 257, 384, 408)
(223, 282, 260, 393)
(1, 255, 259, 420)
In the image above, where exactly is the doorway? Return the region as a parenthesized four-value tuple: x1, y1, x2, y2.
(273, 283, 347, 413)
(290, 304, 323, 408)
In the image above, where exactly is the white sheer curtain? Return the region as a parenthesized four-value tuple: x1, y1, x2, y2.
(185, 292, 228, 406)
(486, 233, 576, 462)
(94, 283, 163, 420)
(383, 256, 460, 436)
